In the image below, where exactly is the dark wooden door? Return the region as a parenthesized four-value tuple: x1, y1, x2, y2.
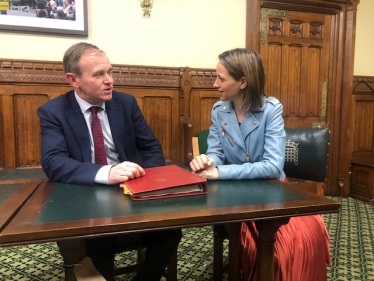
(259, 9, 331, 129)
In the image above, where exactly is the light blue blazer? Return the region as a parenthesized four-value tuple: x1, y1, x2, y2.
(206, 97, 286, 181)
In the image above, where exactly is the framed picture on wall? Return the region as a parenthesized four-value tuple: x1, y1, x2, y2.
(0, 0, 88, 36)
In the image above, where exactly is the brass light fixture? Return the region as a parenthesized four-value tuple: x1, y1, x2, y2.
(140, 0, 153, 18)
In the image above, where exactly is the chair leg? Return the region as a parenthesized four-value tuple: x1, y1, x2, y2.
(164, 249, 178, 281)
(316, 182, 324, 196)
(137, 248, 146, 264)
(57, 239, 87, 281)
(213, 231, 224, 281)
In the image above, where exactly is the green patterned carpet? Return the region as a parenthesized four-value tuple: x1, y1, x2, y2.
(0, 197, 373, 281)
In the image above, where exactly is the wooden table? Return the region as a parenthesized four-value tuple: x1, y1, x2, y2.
(0, 179, 340, 281)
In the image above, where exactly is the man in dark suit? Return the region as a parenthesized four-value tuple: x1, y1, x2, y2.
(37, 42, 181, 281)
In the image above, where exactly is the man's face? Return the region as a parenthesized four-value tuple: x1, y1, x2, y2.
(71, 50, 114, 105)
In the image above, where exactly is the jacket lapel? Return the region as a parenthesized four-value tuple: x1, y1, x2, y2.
(219, 101, 264, 142)
(65, 92, 91, 162)
(219, 103, 245, 146)
(106, 100, 126, 161)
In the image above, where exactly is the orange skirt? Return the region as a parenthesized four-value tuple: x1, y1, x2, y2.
(240, 215, 331, 281)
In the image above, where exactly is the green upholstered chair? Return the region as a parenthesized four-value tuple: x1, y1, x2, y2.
(284, 128, 330, 195)
(191, 127, 330, 280)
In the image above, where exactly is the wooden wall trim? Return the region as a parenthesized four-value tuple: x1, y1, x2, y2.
(0, 59, 182, 88)
(353, 76, 374, 94)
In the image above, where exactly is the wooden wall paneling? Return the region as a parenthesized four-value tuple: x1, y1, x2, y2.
(0, 85, 71, 169)
(0, 60, 185, 168)
(112, 65, 182, 162)
(351, 95, 374, 153)
(187, 70, 218, 161)
(190, 90, 218, 137)
(118, 87, 180, 162)
(351, 76, 374, 154)
(14, 94, 48, 168)
(348, 77, 374, 203)
(0, 94, 16, 169)
(180, 68, 218, 163)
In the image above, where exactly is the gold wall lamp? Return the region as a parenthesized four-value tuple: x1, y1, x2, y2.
(140, 0, 153, 18)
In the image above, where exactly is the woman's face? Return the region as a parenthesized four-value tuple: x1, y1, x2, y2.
(213, 62, 244, 104)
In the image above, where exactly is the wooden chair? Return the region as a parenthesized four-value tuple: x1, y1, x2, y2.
(192, 129, 209, 159)
(191, 128, 330, 281)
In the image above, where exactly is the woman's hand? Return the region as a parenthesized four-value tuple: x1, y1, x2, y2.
(190, 154, 214, 172)
(108, 161, 145, 184)
(196, 167, 219, 180)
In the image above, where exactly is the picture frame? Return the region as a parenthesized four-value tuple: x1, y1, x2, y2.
(0, 0, 88, 36)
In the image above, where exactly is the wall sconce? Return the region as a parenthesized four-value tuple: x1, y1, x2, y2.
(140, 0, 153, 18)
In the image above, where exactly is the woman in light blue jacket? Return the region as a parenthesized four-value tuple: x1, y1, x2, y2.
(190, 48, 331, 281)
(204, 96, 286, 181)
(190, 48, 286, 181)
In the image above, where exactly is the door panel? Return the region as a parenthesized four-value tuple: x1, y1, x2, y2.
(260, 9, 330, 129)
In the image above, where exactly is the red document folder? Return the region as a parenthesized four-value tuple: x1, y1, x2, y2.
(121, 164, 208, 201)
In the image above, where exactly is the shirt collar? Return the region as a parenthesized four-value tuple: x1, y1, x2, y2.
(74, 92, 106, 113)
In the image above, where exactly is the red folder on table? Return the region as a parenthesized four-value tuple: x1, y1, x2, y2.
(120, 164, 208, 201)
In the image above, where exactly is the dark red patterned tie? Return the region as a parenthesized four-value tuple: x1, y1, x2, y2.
(91, 106, 108, 165)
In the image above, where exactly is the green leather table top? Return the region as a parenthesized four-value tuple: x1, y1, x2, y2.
(34, 180, 306, 224)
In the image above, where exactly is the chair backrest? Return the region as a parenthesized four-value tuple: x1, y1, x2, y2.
(192, 128, 330, 182)
(192, 129, 209, 158)
(284, 128, 329, 182)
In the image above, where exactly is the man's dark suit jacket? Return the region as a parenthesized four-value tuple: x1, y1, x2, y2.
(37, 90, 164, 185)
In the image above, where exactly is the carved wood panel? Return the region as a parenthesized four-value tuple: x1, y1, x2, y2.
(260, 9, 330, 129)
(352, 96, 374, 153)
(0, 84, 69, 169)
(115, 87, 180, 162)
(14, 94, 47, 167)
(351, 76, 374, 154)
(190, 90, 218, 137)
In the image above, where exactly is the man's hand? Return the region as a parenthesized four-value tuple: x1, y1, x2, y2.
(189, 154, 214, 172)
(108, 161, 145, 185)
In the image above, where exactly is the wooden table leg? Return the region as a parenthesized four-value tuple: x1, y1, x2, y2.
(226, 222, 242, 281)
(255, 218, 289, 281)
(57, 239, 87, 281)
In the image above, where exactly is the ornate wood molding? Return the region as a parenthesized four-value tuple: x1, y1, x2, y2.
(353, 76, 374, 94)
(0, 59, 182, 88)
(190, 69, 216, 88)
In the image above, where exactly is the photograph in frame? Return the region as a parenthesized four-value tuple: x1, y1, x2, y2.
(0, 0, 87, 36)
